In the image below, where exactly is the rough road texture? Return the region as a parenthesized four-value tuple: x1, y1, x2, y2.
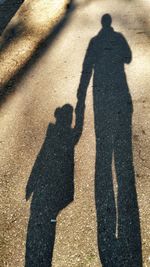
(0, 0, 150, 266)
(0, 0, 68, 86)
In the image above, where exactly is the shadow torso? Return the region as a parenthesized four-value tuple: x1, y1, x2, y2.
(30, 123, 75, 216)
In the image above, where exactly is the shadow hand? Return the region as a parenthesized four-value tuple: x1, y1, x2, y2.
(25, 186, 31, 201)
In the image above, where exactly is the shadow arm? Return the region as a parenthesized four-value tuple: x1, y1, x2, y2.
(120, 34, 132, 64)
(74, 39, 95, 143)
(73, 102, 85, 144)
(77, 39, 95, 102)
(25, 125, 51, 201)
(25, 155, 41, 201)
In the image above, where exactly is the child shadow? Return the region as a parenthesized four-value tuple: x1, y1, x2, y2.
(25, 104, 83, 267)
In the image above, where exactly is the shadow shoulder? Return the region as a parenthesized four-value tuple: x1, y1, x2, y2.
(114, 31, 128, 42)
(90, 35, 99, 44)
(46, 122, 55, 135)
(47, 122, 55, 129)
(87, 35, 99, 50)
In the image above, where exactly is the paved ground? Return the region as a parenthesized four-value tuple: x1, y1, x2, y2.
(0, 0, 150, 266)
(0, 0, 68, 86)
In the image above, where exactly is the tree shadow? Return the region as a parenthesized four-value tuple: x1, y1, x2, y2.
(76, 13, 142, 267)
(0, 21, 25, 52)
(0, 0, 75, 106)
(25, 103, 83, 267)
(0, 0, 24, 35)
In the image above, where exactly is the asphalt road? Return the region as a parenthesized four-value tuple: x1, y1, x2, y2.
(0, 0, 150, 266)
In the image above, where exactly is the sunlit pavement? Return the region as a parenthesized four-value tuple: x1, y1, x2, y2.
(0, 0, 150, 266)
(0, 0, 68, 86)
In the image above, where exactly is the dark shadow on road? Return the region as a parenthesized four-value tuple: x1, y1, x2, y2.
(76, 13, 142, 267)
(0, 0, 75, 106)
(25, 103, 83, 267)
(0, 21, 25, 52)
(0, 0, 24, 35)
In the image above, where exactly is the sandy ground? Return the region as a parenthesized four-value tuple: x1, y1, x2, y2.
(0, 0, 150, 266)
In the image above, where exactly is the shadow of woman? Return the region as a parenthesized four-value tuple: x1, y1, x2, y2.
(76, 14, 142, 267)
(25, 104, 83, 267)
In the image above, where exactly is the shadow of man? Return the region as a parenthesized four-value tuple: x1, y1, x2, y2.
(76, 14, 142, 267)
(25, 104, 83, 267)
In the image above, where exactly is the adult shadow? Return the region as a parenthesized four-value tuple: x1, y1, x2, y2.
(76, 14, 142, 267)
(25, 104, 83, 267)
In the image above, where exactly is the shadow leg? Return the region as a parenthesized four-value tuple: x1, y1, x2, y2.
(25, 211, 56, 267)
(95, 122, 117, 266)
(114, 111, 142, 267)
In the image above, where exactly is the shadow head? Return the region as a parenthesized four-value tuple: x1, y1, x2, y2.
(101, 14, 112, 28)
(54, 104, 73, 127)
